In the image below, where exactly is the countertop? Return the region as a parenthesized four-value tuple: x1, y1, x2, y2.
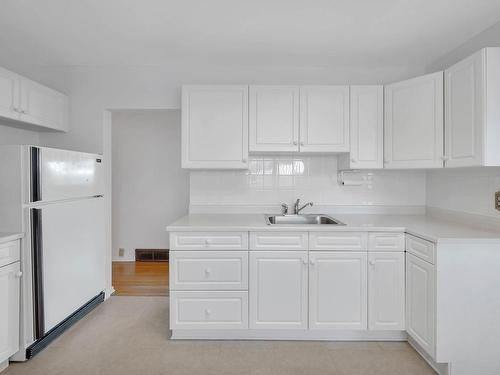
(166, 213, 500, 243)
(0, 232, 24, 244)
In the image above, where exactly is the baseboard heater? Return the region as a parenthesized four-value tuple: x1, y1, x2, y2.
(26, 291, 105, 359)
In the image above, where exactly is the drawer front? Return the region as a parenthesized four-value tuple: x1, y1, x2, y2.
(170, 251, 248, 290)
(310, 232, 368, 251)
(170, 232, 248, 250)
(170, 291, 248, 329)
(406, 235, 436, 264)
(250, 232, 308, 251)
(368, 232, 405, 251)
(0, 240, 20, 268)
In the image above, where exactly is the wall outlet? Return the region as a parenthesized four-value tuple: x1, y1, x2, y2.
(496, 191, 500, 211)
(118, 248, 125, 257)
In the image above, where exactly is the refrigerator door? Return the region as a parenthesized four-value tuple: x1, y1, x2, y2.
(31, 197, 105, 334)
(31, 147, 104, 203)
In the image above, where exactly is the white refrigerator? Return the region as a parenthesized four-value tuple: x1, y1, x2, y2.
(0, 145, 106, 360)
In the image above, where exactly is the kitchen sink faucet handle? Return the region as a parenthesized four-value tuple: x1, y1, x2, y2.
(281, 203, 289, 215)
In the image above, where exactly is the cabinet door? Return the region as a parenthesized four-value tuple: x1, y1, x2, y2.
(299, 86, 349, 152)
(249, 251, 308, 329)
(0, 262, 20, 363)
(309, 252, 367, 330)
(349, 86, 383, 169)
(384, 72, 444, 168)
(368, 252, 405, 330)
(444, 49, 484, 167)
(19, 77, 69, 132)
(0, 67, 20, 121)
(182, 85, 248, 169)
(406, 253, 435, 358)
(249, 86, 299, 152)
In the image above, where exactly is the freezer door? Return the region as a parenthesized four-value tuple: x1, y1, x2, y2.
(32, 197, 105, 334)
(32, 147, 104, 202)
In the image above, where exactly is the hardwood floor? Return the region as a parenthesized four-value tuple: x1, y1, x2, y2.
(112, 261, 169, 296)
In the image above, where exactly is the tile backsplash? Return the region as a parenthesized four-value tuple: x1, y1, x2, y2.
(190, 155, 426, 210)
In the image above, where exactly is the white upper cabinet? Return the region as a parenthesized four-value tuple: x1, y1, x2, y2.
(444, 48, 500, 167)
(19, 77, 69, 132)
(384, 72, 444, 169)
(182, 85, 249, 169)
(0, 66, 68, 132)
(249, 85, 299, 152)
(339, 85, 383, 169)
(0, 67, 20, 121)
(299, 86, 349, 152)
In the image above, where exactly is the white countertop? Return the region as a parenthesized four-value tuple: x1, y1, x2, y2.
(0, 232, 24, 244)
(167, 213, 500, 243)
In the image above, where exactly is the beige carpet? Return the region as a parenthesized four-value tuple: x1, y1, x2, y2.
(4, 296, 436, 375)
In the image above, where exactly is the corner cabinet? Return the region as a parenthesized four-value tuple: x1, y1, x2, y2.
(249, 85, 349, 153)
(0, 66, 68, 132)
(384, 72, 444, 169)
(444, 47, 500, 167)
(181, 85, 249, 169)
(339, 85, 383, 169)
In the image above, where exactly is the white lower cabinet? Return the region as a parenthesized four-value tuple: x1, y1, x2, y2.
(249, 251, 308, 329)
(0, 261, 21, 364)
(406, 253, 435, 358)
(368, 252, 405, 330)
(309, 252, 367, 330)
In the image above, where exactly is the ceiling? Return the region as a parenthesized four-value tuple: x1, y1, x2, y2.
(1, 0, 500, 69)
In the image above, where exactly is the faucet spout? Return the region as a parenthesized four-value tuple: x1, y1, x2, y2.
(294, 199, 313, 214)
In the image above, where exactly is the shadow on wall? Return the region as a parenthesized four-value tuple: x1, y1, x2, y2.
(111, 109, 188, 261)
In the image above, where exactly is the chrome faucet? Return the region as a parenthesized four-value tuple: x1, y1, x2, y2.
(294, 199, 313, 214)
(280, 203, 289, 215)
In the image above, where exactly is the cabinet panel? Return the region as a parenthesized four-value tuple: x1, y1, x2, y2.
(299, 86, 349, 152)
(170, 291, 248, 330)
(406, 253, 435, 358)
(19, 77, 68, 132)
(170, 251, 248, 290)
(0, 67, 19, 121)
(170, 232, 248, 251)
(250, 232, 308, 251)
(250, 251, 308, 329)
(309, 232, 367, 251)
(0, 240, 20, 268)
(368, 232, 405, 252)
(368, 252, 405, 330)
(249, 86, 299, 152)
(406, 235, 435, 264)
(309, 252, 367, 330)
(348, 85, 383, 169)
(0, 262, 20, 363)
(182, 85, 248, 169)
(384, 72, 444, 169)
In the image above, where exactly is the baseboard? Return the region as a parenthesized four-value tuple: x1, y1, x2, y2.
(171, 329, 407, 341)
(0, 360, 8, 372)
(408, 337, 449, 375)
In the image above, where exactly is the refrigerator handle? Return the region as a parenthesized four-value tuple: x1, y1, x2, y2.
(30, 147, 41, 202)
(31, 208, 45, 339)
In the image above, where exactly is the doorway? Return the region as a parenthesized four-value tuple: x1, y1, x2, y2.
(110, 109, 189, 296)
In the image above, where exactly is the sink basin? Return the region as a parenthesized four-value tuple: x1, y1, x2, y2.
(265, 214, 345, 225)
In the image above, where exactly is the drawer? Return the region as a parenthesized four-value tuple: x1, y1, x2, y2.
(0, 240, 20, 268)
(170, 291, 248, 330)
(250, 232, 308, 251)
(309, 232, 368, 251)
(368, 232, 405, 251)
(170, 232, 248, 250)
(170, 251, 248, 290)
(406, 234, 435, 264)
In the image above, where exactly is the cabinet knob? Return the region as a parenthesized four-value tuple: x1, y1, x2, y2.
(309, 259, 315, 266)
(300, 142, 304, 146)
(441, 155, 449, 161)
(242, 158, 247, 163)
(15, 271, 23, 278)
(204, 239, 211, 247)
(369, 260, 375, 266)
(293, 141, 298, 146)
(204, 268, 211, 275)
(351, 158, 356, 163)
(205, 309, 211, 316)
(302, 259, 308, 265)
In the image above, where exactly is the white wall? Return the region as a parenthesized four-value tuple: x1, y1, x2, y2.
(0, 122, 39, 145)
(425, 19, 500, 219)
(111, 109, 188, 261)
(190, 155, 426, 212)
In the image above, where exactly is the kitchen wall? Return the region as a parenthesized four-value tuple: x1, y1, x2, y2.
(425, 19, 500, 219)
(190, 156, 426, 213)
(0, 122, 39, 145)
(111, 109, 188, 261)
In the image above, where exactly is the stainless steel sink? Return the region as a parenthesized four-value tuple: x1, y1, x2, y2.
(265, 214, 345, 225)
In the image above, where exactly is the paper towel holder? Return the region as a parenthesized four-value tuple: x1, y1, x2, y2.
(337, 170, 364, 186)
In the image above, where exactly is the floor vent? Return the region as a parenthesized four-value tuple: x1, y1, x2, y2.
(135, 249, 169, 262)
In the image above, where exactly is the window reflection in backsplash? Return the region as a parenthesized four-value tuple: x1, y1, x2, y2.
(190, 155, 426, 206)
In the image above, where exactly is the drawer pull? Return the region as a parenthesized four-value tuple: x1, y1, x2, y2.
(205, 309, 211, 317)
(204, 268, 211, 276)
(15, 271, 23, 278)
(309, 259, 315, 266)
(369, 260, 375, 266)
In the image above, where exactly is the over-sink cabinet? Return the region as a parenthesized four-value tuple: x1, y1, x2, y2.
(169, 230, 405, 337)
